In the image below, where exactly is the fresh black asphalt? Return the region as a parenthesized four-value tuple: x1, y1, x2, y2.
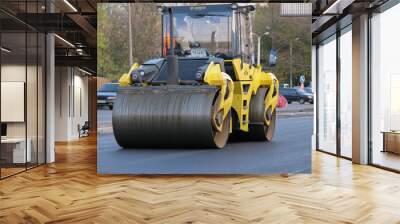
(97, 117, 313, 174)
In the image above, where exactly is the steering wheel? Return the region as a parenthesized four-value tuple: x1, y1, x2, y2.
(214, 52, 228, 59)
(189, 41, 201, 48)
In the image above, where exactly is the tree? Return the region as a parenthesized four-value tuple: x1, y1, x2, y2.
(97, 3, 161, 80)
(253, 4, 311, 86)
(98, 3, 312, 85)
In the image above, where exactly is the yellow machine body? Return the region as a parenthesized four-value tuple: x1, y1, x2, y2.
(229, 58, 279, 131)
(119, 63, 139, 87)
(113, 4, 279, 148)
(119, 58, 279, 134)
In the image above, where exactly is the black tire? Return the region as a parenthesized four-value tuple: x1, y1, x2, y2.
(248, 87, 277, 141)
(287, 100, 292, 104)
(299, 98, 305, 104)
(249, 110, 276, 141)
(108, 105, 113, 110)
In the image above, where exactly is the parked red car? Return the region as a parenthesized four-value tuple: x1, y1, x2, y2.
(277, 94, 287, 108)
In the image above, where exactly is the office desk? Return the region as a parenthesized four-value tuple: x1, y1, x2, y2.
(382, 131, 400, 154)
(1, 138, 31, 164)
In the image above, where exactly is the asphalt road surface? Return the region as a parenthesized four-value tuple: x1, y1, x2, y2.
(98, 107, 113, 127)
(97, 116, 313, 174)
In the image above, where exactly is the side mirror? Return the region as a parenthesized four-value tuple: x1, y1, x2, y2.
(189, 41, 201, 48)
(268, 48, 278, 67)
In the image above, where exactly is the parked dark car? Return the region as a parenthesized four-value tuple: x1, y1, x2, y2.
(97, 83, 119, 110)
(294, 86, 313, 94)
(279, 87, 313, 104)
(304, 87, 313, 94)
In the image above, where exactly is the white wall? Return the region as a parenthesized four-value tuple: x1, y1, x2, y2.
(1, 63, 46, 164)
(1, 65, 39, 137)
(55, 67, 89, 141)
(1, 65, 26, 139)
(70, 72, 89, 138)
(55, 67, 69, 141)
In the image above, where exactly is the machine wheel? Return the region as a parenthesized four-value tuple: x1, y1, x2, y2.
(108, 105, 113, 110)
(299, 98, 305, 104)
(212, 112, 231, 148)
(248, 110, 276, 141)
(248, 87, 277, 141)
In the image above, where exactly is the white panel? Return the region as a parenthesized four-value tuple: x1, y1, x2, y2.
(318, 38, 337, 154)
(11, 139, 32, 163)
(340, 29, 352, 158)
(46, 31, 55, 163)
(73, 86, 82, 138)
(1, 82, 25, 122)
(323, 0, 355, 15)
(352, 14, 369, 164)
(280, 3, 312, 16)
(390, 74, 400, 130)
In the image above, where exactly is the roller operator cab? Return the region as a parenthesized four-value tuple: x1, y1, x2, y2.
(114, 4, 279, 149)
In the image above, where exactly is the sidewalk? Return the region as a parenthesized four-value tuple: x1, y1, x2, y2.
(276, 103, 314, 118)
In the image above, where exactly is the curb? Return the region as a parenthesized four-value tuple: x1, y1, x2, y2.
(98, 126, 113, 135)
(277, 112, 314, 118)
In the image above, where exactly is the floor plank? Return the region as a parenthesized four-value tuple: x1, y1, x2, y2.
(0, 135, 399, 224)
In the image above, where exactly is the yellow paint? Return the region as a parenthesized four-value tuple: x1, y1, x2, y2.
(119, 63, 139, 86)
(203, 62, 234, 131)
(119, 59, 279, 133)
(229, 59, 279, 131)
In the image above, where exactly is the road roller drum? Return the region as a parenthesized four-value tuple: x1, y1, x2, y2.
(113, 85, 230, 148)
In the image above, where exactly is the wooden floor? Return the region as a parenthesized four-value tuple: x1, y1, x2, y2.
(1, 167, 26, 178)
(1, 136, 400, 224)
(373, 151, 400, 171)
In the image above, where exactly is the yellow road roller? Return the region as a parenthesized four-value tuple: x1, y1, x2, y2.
(113, 4, 279, 148)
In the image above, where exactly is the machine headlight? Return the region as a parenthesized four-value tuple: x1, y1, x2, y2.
(130, 65, 160, 84)
(195, 64, 208, 81)
(131, 70, 144, 83)
(131, 71, 138, 80)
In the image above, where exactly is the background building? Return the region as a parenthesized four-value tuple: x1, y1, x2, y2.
(312, 0, 400, 172)
(0, 0, 97, 179)
(0, 1, 399, 223)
